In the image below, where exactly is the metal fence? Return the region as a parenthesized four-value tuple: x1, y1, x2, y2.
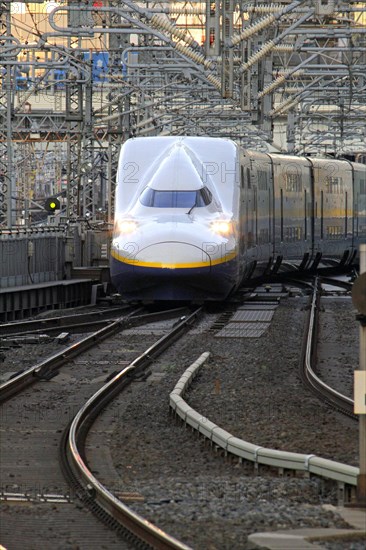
(0, 226, 111, 290)
(0, 228, 66, 289)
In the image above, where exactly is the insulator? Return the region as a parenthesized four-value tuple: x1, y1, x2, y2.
(206, 73, 221, 90)
(151, 14, 196, 47)
(272, 70, 305, 78)
(258, 75, 287, 98)
(216, 55, 241, 64)
(273, 45, 295, 53)
(174, 42, 214, 70)
(269, 100, 298, 117)
(284, 87, 302, 94)
(169, 8, 205, 16)
(240, 40, 275, 72)
(229, 15, 276, 47)
(247, 4, 283, 14)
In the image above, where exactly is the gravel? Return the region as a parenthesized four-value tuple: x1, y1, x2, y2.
(1, 294, 359, 549)
(106, 292, 360, 549)
(317, 296, 359, 399)
(318, 540, 366, 550)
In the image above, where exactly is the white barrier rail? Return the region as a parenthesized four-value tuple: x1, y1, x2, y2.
(170, 352, 359, 487)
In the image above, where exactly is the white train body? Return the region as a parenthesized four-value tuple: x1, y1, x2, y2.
(111, 136, 366, 301)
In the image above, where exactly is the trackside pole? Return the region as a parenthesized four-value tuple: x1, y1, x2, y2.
(352, 244, 366, 506)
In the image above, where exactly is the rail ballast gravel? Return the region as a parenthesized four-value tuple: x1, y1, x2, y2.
(169, 352, 359, 488)
(64, 308, 203, 549)
(0, 306, 132, 336)
(0, 307, 188, 403)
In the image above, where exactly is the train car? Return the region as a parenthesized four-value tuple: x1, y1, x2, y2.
(110, 136, 366, 302)
(111, 137, 242, 300)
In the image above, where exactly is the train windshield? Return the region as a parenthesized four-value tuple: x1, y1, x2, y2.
(139, 187, 212, 208)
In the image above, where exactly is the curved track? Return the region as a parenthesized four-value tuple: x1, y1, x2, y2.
(0, 306, 201, 550)
(1, 285, 358, 549)
(300, 278, 355, 418)
(61, 308, 202, 550)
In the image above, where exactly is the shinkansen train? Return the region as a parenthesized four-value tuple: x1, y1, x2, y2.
(110, 136, 366, 301)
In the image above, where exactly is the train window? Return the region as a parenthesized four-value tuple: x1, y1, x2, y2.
(139, 186, 212, 208)
(325, 176, 343, 194)
(201, 187, 213, 204)
(246, 168, 251, 189)
(345, 191, 348, 237)
(257, 169, 268, 190)
(360, 179, 366, 194)
(285, 173, 302, 192)
(321, 191, 324, 239)
(285, 227, 303, 241)
(326, 225, 342, 238)
(140, 187, 154, 206)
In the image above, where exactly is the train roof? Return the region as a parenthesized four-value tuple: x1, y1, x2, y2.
(118, 136, 238, 173)
(116, 136, 240, 212)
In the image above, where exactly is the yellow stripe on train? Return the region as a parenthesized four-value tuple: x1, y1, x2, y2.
(111, 248, 237, 269)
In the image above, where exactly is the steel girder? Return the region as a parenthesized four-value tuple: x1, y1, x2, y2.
(236, 1, 366, 154)
(2, 1, 366, 229)
(0, 2, 14, 226)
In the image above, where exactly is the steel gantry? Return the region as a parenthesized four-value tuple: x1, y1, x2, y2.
(0, 1, 15, 226)
(0, 1, 365, 227)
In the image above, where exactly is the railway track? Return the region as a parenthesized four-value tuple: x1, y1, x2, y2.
(0, 307, 188, 403)
(0, 305, 134, 337)
(300, 277, 356, 418)
(1, 280, 358, 549)
(61, 308, 203, 550)
(0, 306, 201, 550)
(92, 287, 358, 548)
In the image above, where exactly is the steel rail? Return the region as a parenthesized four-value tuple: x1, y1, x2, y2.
(0, 318, 126, 337)
(1, 305, 183, 337)
(64, 307, 203, 549)
(0, 307, 189, 403)
(0, 306, 133, 335)
(302, 279, 355, 417)
(319, 276, 353, 291)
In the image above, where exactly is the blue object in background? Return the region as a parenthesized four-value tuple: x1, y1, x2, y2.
(83, 51, 109, 82)
(54, 69, 66, 90)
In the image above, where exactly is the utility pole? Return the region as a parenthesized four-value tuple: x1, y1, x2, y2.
(66, 1, 84, 220)
(220, 0, 234, 99)
(107, 1, 130, 224)
(0, 2, 15, 227)
(205, 0, 220, 57)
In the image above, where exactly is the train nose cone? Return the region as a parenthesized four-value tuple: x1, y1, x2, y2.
(134, 242, 211, 270)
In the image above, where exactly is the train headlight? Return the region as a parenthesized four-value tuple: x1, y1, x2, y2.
(115, 219, 138, 234)
(210, 220, 233, 236)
